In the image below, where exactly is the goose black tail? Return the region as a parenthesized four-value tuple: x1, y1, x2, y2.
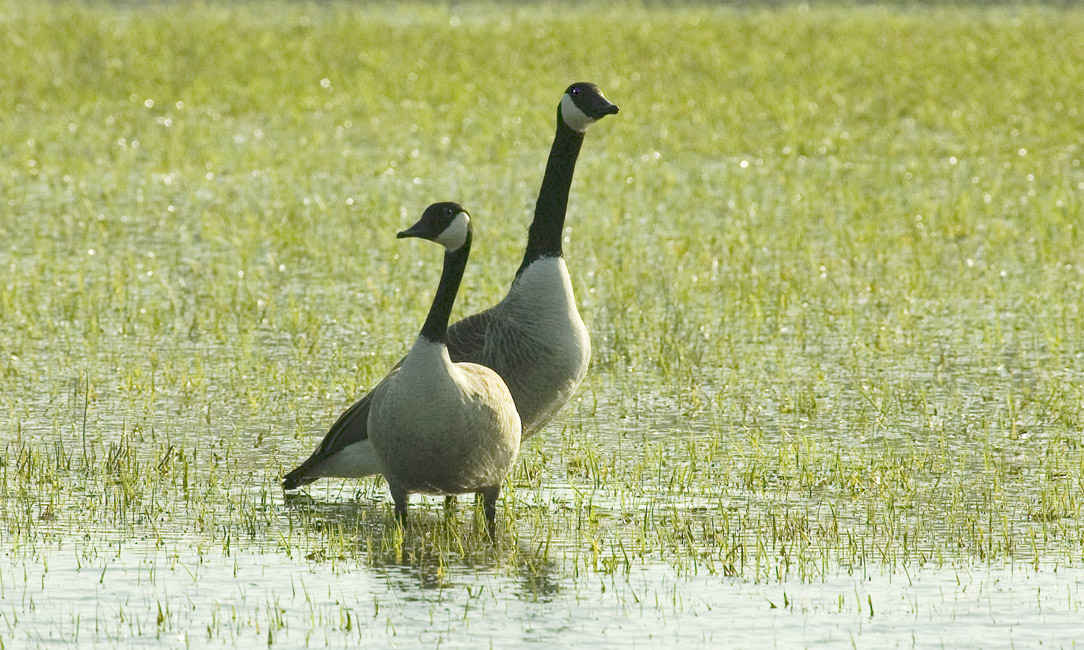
(282, 466, 318, 491)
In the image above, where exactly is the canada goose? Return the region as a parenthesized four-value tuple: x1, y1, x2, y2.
(283, 82, 617, 490)
(367, 202, 521, 531)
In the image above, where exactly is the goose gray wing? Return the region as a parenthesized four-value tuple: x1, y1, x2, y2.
(281, 371, 395, 490)
(446, 307, 498, 363)
(283, 305, 497, 491)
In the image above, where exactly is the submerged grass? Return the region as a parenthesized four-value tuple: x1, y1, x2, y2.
(1, 0, 1083, 646)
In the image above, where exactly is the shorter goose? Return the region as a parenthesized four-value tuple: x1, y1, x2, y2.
(367, 202, 521, 533)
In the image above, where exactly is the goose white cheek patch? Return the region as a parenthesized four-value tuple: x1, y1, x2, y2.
(560, 94, 597, 133)
(435, 212, 471, 251)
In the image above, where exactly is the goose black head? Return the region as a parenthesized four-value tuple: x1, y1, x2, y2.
(559, 82, 620, 133)
(397, 202, 472, 252)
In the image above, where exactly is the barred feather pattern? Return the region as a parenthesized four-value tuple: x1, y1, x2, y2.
(451, 256, 590, 438)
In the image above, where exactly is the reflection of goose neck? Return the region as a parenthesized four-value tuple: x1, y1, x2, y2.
(420, 231, 472, 345)
(518, 119, 586, 276)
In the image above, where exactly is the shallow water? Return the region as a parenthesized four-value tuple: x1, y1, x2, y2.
(1, 367, 1081, 648)
(1, 270, 1080, 647)
(6, 531, 1081, 648)
(2, 306, 1081, 647)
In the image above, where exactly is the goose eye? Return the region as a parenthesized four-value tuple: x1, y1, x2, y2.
(570, 87, 581, 94)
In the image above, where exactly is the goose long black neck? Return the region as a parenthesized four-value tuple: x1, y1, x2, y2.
(420, 232, 472, 345)
(517, 119, 585, 276)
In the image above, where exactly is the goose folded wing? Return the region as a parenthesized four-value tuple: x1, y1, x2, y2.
(446, 308, 497, 362)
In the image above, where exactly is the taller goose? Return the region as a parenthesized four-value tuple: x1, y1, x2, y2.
(283, 82, 618, 491)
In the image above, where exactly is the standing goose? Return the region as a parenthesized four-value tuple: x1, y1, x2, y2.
(367, 202, 521, 532)
(283, 82, 617, 490)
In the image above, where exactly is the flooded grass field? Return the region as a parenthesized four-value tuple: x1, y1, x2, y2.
(2, 1, 1083, 647)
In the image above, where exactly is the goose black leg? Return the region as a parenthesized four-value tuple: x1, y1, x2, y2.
(391, 487, 409, 526)
(479, 486, 501, 538)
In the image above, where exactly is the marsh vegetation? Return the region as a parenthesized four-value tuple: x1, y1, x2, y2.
(1, 1, 1082, 646)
